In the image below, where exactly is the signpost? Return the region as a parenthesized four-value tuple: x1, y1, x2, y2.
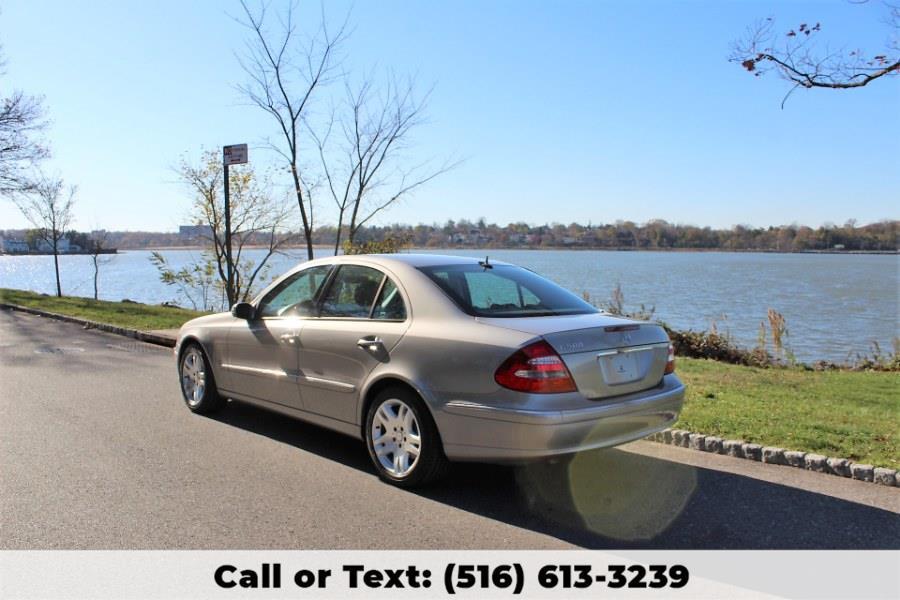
(223, 144, 248, 166)
(222, 144, 248, 306)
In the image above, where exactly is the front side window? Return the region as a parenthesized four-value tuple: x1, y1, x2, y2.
(319, 265, 385, 318)
(257, 265, 332, 318)
(418, 263, 597, 318)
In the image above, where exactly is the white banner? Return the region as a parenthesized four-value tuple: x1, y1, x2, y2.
(1, 550, 897, 599)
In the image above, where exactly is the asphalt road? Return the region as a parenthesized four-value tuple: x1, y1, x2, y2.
(1, 308, 898, 549)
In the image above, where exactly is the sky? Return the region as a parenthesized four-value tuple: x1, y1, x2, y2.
(1, 0, 898, 232)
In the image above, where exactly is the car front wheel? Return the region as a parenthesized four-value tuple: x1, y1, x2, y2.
(179, 343, 223, 414)
(365, 386, 448, 487)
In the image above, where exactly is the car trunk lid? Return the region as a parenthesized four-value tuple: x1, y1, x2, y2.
(477, 313, 670, 399)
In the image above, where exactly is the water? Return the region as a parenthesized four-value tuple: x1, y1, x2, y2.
(1, 248, 897, 364)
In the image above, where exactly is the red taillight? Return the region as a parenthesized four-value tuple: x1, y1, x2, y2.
(664, 342, 676, 374)
(494, 340, 577, 394)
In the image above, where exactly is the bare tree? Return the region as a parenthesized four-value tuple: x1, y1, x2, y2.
(310, 76, 459, 254)
(153, 150, 296, 309)
(88, 230, 114, 300)
(13, 175, 75, 297)
(0, 46, 49, 195)
(236, 0, 348, 260)
(732, 2, 900, 106)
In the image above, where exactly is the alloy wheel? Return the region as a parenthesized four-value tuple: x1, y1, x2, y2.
(180, 347, 206, 407)
(371, 398, 421, 477)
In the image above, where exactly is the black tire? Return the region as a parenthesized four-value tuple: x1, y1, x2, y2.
(178, 342, 224, 414)
(364, 385, 449, 488)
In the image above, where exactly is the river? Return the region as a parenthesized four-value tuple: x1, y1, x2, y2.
(1, 248, 896, 364)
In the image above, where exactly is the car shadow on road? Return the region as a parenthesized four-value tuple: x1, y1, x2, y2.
(210, 399, 900, 550)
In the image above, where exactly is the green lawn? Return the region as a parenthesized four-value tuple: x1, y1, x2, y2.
(2, 287, 897, 468)
(676, 358, 900, 469)
(0, 288, 207, 331)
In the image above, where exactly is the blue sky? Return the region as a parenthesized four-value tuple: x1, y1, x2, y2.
(1, 0, 898, 231)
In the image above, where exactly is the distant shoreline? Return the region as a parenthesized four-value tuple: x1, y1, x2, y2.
(0, 249, 118, 256)
(107, 245, 898, 256)
(3, 245, 895, 256)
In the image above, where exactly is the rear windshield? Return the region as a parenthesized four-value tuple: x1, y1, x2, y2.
(418, 263, 598, 318)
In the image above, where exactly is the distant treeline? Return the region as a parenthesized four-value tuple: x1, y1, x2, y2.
(344, 219, 898, 252)
(2, 219, 896, 252)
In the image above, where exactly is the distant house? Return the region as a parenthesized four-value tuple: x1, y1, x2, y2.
(36, 238, 75, 253)
(179, 224, 213, 238)
(0, 236, 29, 253)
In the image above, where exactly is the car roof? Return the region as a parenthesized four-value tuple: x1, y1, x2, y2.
(253, 252, 519, 310)
(322, 253, 512, 268)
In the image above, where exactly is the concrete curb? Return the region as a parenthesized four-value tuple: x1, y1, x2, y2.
(648, 428, 898, 487)
(0, 303, 177, 348)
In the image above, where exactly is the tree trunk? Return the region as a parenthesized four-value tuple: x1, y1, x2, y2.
(333, 214, 344, 255)
(289, 167, 314, 261)
(52, 241, 61, 297)
(93, 258, 99, 300)
(347, 195, 362, 248)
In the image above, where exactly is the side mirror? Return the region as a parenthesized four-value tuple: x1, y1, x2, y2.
(231, 302, 256, 320)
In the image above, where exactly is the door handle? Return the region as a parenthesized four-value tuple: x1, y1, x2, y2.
(280, 333, 301, 345)
(356, 336, 384, 351)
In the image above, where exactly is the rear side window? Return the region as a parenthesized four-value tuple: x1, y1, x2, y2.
(319, 265, 385, 318)
(372, 278, 406, 320)
(418, 264, 597, 318)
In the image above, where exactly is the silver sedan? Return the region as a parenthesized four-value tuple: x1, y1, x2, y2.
(175, 254, 685, 487)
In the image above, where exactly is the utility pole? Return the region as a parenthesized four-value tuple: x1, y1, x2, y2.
(222, 144, 248, 307)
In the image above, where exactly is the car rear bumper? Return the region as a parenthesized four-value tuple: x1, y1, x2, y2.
(436, 374, 684, 462)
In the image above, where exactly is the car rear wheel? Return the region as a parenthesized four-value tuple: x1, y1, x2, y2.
(365, 386, 448, 487)
(179, 343, 223, 414)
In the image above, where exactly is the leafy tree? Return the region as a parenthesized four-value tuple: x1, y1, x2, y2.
(152, 150, 296, 309)
(150, 251, 221, 311)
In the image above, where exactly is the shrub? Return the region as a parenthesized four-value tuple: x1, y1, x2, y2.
(810, 339, 900, 372)
(342, 235, 411, 255)
(663, 325, 772, 367)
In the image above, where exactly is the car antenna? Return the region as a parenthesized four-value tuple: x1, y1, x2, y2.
(478, 255, 493, 269)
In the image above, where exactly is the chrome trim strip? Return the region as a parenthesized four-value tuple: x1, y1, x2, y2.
(261, 316, 406, 323)
(221, 363, 299, 382)
(221, 364, 355, 391)
(299, 374, 356, 392)
(596, 342, 669, 358)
